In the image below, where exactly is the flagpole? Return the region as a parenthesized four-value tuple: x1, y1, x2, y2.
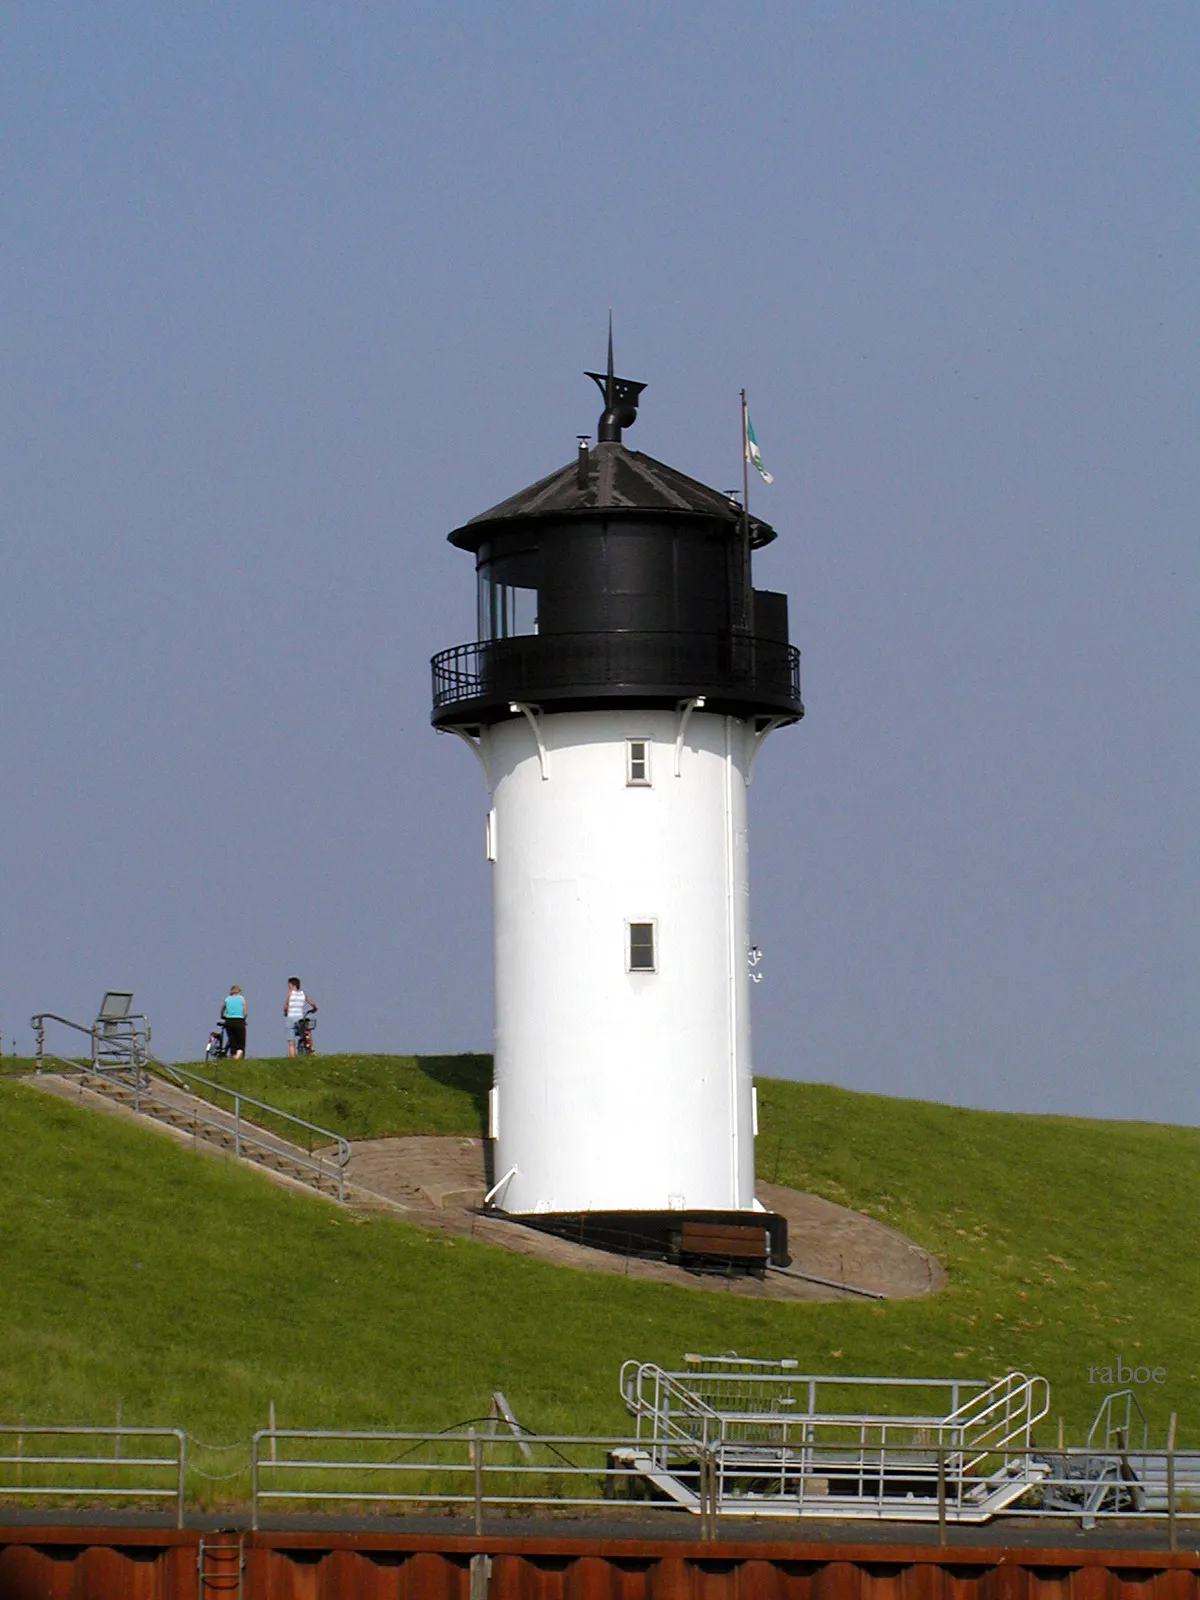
(739, 388, 751, 631)
(740, 388, 750, 530)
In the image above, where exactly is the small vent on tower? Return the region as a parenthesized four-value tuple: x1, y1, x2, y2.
(576, 436, 590, 490)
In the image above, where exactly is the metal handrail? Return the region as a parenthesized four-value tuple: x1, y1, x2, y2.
(31, 1013, 153, 1113)
(627, 1359, 985, 1410)
(31, 1012, 98, 1048)
(943, 1371, 1050, 1478)
(623, 1360, 992, 1444)
(0, 1424, 186, 1527)
(1088, 1388, 1148, 1453)
(32, 1010, 151, 1074)
(161, 1063, 351, 1200)
(622, 1362, 724, 1448)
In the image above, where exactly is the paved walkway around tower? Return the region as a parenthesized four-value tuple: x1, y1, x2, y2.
(344, 1137, 946, 1301)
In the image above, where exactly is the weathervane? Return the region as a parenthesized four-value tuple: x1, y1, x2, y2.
(585, 316, 646, 443)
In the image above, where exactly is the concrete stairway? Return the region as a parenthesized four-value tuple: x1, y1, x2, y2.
(29, 1066, 349, 1199)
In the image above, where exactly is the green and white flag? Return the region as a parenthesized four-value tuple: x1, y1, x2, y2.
(744, 413, 774, 484)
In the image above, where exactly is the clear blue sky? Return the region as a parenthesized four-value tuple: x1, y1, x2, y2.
(1, 3, 1195, 1121)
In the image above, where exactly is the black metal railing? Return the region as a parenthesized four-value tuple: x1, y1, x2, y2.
(431, 631, 801, 718)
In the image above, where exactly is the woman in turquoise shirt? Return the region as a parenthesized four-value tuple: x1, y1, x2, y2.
(221, 985, 247, 1059)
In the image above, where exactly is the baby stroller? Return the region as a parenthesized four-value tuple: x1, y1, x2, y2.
(295, 1013, 316, 1056)
(205, 1022, 229, 1063)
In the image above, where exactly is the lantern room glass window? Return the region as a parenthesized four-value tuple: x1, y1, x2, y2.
(627, 921, 657, 972)
(477, 542, 539, 640)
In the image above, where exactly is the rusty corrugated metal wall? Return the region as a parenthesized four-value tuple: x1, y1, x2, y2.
(2, 1527, 1198, 1600)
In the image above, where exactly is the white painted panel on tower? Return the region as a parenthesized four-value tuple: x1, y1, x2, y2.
(487, 708, 756, 1216)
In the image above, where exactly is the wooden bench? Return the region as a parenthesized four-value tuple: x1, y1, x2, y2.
(679, 1220, 769, 1263)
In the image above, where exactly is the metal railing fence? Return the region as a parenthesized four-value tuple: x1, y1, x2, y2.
(248, 1428, 1200, 1538)
(0, 1424, 186, 1527)
(250, 1428, 717, 1533)
(620, 1360, 1008, 1450)
(0, 1420, 1196, 1538)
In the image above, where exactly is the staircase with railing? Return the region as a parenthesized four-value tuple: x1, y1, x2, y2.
(943, 1370, 1051, 1504)
(29, 1010, 350, 1200)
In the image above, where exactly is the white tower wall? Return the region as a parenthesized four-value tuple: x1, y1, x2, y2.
(485, 707, 756, 1216)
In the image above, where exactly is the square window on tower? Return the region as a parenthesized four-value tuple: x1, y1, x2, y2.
(627, 920, 657, 972)
(626, 739, 650, 786)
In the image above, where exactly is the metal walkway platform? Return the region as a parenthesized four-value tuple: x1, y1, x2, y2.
(613, 1354, 1200, 1525)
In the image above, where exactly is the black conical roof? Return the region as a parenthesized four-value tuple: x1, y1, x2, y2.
(448, 441, 775, 550)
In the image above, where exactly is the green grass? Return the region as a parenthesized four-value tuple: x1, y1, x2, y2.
(1, 1064, 1197, 1508)
(0, 1056, 42, 1077)
(754, 1080, 1200, 1443)
(173, 1053, 489, 1139)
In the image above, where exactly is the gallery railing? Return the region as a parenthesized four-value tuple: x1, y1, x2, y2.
(431, 631, 802, 715)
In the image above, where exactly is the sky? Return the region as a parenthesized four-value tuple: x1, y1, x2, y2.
(1, 3, 1195, 1123)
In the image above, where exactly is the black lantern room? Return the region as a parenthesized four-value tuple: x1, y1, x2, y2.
(430, 350, 803, 733)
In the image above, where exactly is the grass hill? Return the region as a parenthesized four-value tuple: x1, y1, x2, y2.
(184, 1052, 492, 1140)
(1, 1055, 1196, 1504)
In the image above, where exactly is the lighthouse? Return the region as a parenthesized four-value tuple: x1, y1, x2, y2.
(431, 341, 802, 1266)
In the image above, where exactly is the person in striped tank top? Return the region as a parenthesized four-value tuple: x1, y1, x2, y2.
(284, 977, 318, 1057)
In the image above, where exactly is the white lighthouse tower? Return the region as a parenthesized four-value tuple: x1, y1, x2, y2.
(431, 343, 802, 1266)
